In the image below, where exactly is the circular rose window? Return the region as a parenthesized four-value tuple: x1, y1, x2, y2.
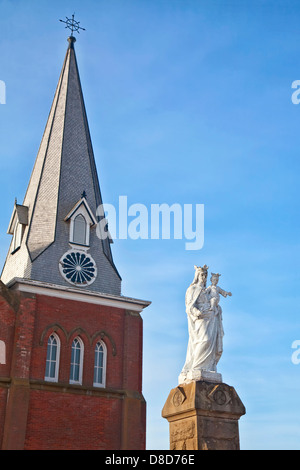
(59, 250, 97, 286)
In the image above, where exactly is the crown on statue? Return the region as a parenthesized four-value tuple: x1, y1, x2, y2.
(194, 264, 209, 273)
(211, 272, 221, 278)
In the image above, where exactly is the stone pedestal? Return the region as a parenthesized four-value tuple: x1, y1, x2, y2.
(162, 381, 246, 450)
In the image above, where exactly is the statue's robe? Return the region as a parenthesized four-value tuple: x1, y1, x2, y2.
(180, 283, 224, 379)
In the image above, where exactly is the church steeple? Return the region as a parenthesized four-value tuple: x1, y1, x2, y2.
(1, 34, 121, 295)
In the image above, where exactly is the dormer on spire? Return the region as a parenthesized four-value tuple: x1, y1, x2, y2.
(64, 195, 97, 248)
(7, 202, 28, 254)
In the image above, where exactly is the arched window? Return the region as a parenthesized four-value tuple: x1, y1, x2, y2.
(69, 337, 84, 384)
(93, 340, 107, 388)
(73, 214, 87, 245)
(0, 340, 6, 365)
(12, 222, 23, 253)
(45, 333, 60, 382)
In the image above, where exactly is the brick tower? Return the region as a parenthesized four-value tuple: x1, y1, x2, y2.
(0, 34, 150, 450)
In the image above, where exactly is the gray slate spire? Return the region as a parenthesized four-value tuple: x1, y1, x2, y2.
(1, 36, 121, 295)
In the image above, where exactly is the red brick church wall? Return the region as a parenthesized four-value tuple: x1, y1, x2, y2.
(0, 284, 145, 450)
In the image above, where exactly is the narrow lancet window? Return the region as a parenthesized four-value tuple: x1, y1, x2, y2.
(73, 214, 87, 245)
(70, 337, 84, 384)
(0, 341, 6, 365)
(93, 341, 107, 388)
(12, 223, 23, 253)
(45, 334, 60, 382)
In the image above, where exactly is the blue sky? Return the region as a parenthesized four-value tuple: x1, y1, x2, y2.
(0, 0, 300, 450)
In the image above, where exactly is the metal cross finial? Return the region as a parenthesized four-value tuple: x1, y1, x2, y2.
(59, 13, 86, 36)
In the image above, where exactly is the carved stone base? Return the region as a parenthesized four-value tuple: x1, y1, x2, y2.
(162, 381, 246, 450)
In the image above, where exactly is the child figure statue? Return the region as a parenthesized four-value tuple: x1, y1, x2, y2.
(206, 273, 232, 316)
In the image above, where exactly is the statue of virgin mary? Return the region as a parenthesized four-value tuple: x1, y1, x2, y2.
(178, 265, 224, 384)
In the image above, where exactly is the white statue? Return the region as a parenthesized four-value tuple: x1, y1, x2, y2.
(206, 273, 232, 315)
(178, 265, 232, 384)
